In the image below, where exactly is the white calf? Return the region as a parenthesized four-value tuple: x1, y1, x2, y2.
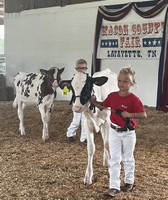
(13, 67, 64, 141)
(60, 69, 118, 184)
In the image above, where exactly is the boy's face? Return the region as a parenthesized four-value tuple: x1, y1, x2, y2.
(75, 63, 87, 72)
(117, 73, 134, 92)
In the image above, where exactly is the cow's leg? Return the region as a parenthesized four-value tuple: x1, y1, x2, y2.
(17, 101, 25, 136)
(100, 121, 110, 166)
(39, 104, 50, 141)
(84, 131, 95, 185)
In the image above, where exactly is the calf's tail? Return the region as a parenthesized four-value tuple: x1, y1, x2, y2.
(13, 96, 18, 108)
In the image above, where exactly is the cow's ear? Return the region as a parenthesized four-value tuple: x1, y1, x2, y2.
(59, 80, 71, 90)
(92, 76, 108, 86)
(58, 67, 65, 74)
(40, 69, 48, 75)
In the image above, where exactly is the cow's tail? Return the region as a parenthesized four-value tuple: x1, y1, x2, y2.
(13, 96, 18, 108)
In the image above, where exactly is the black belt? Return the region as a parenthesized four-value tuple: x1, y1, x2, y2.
(110, 124, 135, 132)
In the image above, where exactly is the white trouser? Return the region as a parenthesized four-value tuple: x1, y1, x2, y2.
(108, 128, 136, 190)
(66, 111, 87, 142)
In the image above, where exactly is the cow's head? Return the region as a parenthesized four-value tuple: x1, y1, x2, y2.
(59, 72, 108, 112)
(40, 67, 64, 89)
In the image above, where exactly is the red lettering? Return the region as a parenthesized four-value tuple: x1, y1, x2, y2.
(132, 24, 142, 35)
(120, 37, 141, 48)
(132, 24, 136, 35)
(114, 25, 118, 35)
(123, 25, 129, 35)
(125, 37, 130, 48)
(102, 26, 108, 36)
(154, 22, 161, 33)
(117, 24, 129, 35)
(120, 37, 125, 48)
(134, 37, 141, 48)
(118, 25, 123, 35)
(102, 24, 129, 36)
(136, 24, 141, 34)
(131, 22, 163, 35)
(147, 23, 153, 34)
(108, 25, 113, 35)
(142, 23, 147, 34)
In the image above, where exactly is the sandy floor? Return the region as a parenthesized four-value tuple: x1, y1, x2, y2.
(0, 101, 167, 200)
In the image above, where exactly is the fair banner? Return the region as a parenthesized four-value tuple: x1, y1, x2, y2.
(97, 19, 164, 60)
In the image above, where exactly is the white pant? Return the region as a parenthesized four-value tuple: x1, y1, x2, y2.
(66, 112, 87, 142)
(108, 128, 136, 190)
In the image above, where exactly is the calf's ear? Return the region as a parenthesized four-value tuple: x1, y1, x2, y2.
(92, 76, 108, 86)
(59, 67, 65, 74)
(40, 69, 48, 75)
(59, 80, 71, 90)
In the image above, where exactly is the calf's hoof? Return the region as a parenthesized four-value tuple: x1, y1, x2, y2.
(42, 135, 49, 142)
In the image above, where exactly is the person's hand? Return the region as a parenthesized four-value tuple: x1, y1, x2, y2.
(121, 111, 131, 118)
(90, 96, 97, 104)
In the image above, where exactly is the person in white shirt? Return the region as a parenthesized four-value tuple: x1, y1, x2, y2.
(66, 59, 88, 144)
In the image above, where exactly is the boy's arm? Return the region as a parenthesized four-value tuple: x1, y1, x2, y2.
(122, 111, 147, 119)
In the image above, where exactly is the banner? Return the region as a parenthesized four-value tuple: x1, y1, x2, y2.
(97, 18, 165, 60)
(92, 0, 168, 111)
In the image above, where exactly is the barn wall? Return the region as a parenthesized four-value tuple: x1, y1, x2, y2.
(5, 0, 157, 105)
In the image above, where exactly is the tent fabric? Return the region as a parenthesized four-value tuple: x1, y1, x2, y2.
(5, 0, 21, 13)
(92, 0, 168, 111)
(5, 0, 103, 13)
(5, 0, 63, 12)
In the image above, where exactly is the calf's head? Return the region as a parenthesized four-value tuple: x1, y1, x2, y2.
(40, 67, 64, 89)
(60, 72, 108, 112)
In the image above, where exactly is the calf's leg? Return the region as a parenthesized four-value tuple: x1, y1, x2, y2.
(39, 104, 51, 141)
(17, 101, 25, 136)
(100, 121, 110, 166)
(84, 130, 95, 185)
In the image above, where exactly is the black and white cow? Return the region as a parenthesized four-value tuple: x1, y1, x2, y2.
(13, 67, 64, 141)
(60, 69, 118, 184)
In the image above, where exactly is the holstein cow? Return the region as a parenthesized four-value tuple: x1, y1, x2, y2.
(13, 67, 64, 141)
(60, 68, 118, 184)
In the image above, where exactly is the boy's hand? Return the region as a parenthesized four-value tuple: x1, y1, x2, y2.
(90, 96, 105, 111)
(121, 111, 131, 118)
(90, 96, 97, 104)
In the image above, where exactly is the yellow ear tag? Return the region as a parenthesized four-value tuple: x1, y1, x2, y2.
(62, 86, 70, 96)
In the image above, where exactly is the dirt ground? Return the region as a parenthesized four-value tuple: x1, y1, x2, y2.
(0, 101, 167, 200)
